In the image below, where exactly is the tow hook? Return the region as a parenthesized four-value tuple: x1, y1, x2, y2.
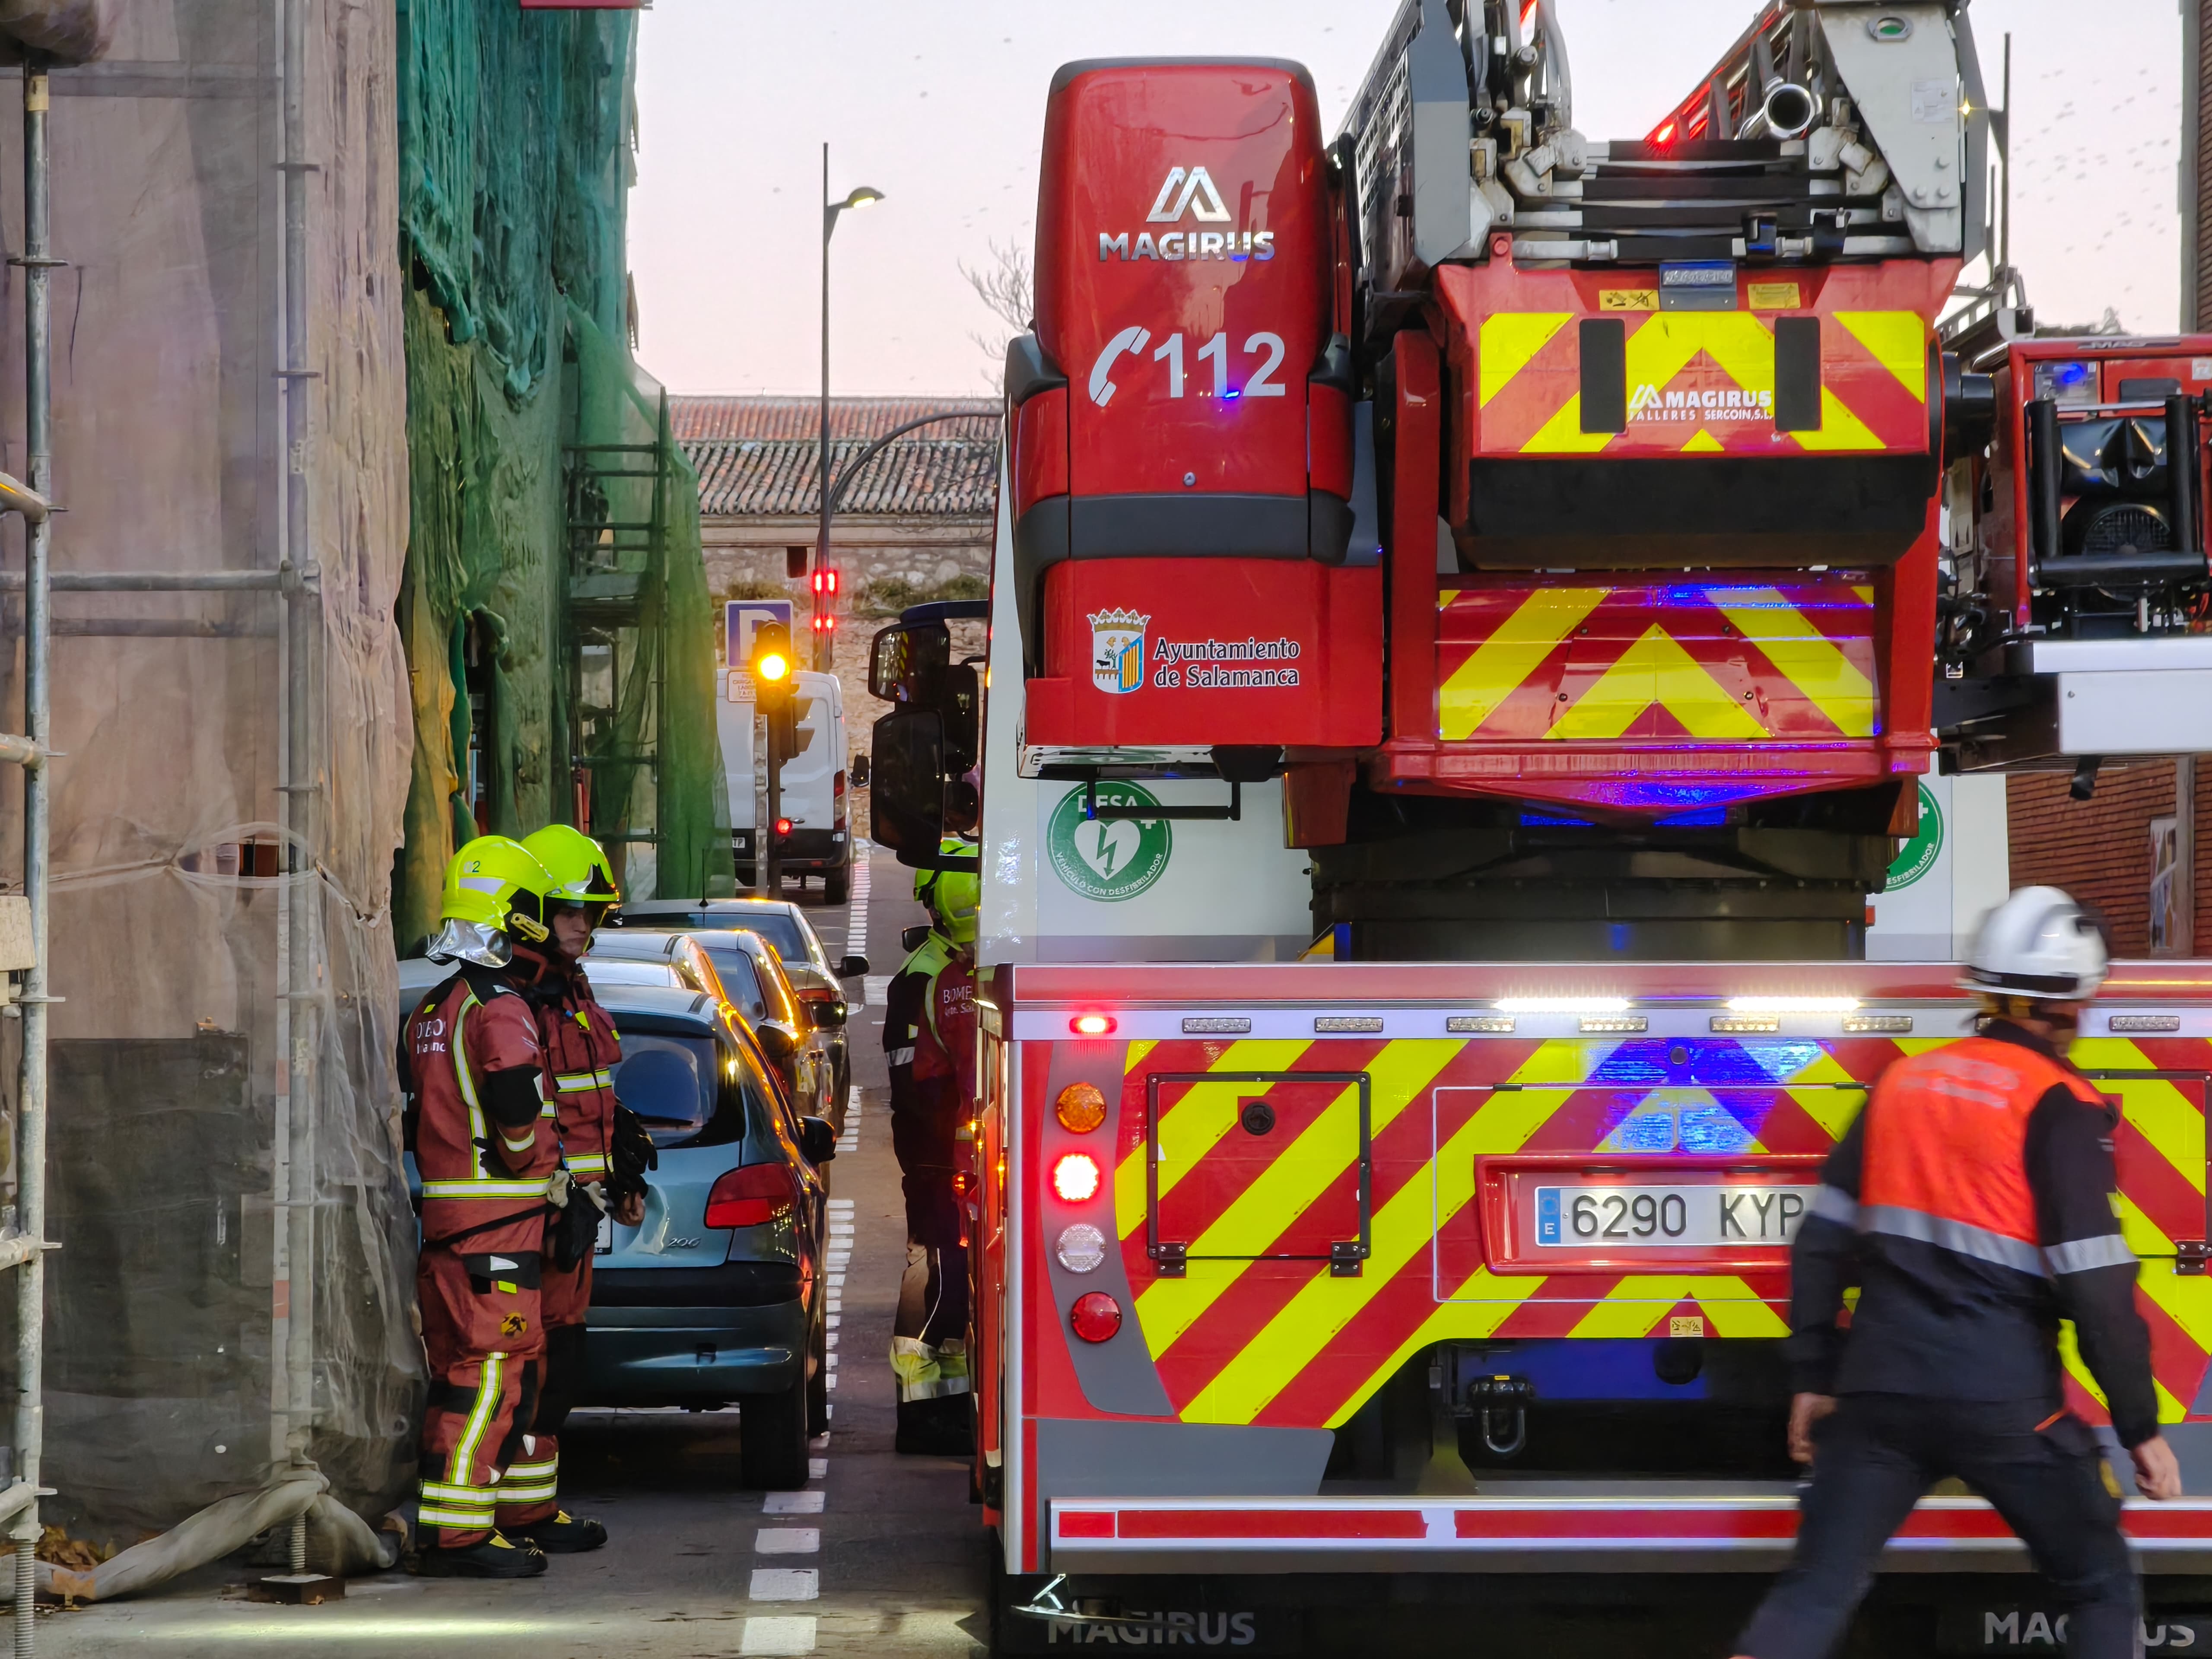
(1465, 1374, 1535, 1459)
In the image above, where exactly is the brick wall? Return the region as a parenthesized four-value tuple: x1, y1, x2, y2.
(2007, 763, 2207, 954)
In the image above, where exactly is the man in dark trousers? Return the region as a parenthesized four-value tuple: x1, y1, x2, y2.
(884, 845, 979, 1454)
(1733, 886, 2181, 1659)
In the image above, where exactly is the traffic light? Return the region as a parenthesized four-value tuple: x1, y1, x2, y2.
(811, 612, 836, 637)
(808, 567, 840, 598)
(750, 620, 794, 693)
(751, 618, 798, 752)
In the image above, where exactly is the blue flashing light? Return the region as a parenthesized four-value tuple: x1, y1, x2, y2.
(1577, 781, 1767, 811)
(1521, 812, 1595, 827)
(1609, 922, 1632, 953)
(1657, 807, 1728, 827)
(1587, 1039, 1824, 1089)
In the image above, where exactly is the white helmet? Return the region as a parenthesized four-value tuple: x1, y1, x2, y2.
(1964, 885, 2108, 999)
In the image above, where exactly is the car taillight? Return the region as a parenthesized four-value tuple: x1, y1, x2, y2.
(705, 1163, 798, 1229)
(833, 769, 846, 799)
(1069, 1292, 1122, 1344)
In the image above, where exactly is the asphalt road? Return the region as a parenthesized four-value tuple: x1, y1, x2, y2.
(31, 846, 988, 1659)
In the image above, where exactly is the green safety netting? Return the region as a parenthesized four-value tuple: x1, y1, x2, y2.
(393, 0, 729, 950)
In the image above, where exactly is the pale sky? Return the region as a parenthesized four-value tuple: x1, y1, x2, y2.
(630, 0, 2183, 397)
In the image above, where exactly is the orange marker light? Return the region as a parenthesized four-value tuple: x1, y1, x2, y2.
(1055, 1081, 1108, 1135)
(1051, 1152, 1101, 1204)
(1071, 1014, 1115, 1036)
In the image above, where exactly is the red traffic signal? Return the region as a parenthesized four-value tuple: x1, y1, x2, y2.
(809, 567, 840, 597)
(811, 612, 837, 635)
(774, 817, 794, 838)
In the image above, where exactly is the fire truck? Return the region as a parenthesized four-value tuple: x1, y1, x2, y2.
(866, 0, 2212, 1649)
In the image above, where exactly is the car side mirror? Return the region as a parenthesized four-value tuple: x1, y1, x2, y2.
(809, 1000, 849, 1030)
(756, 1022, 797, 1061)
(901, 925, 931, 953)
(836, 954, 869, 978)
(800, 1116, 837, 1164)
(849, 753, 871, 790)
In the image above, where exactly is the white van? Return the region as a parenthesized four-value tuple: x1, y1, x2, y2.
(716, 667, 854, 903)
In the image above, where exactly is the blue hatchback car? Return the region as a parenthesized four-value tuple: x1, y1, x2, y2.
(584, 982, 835, 1489)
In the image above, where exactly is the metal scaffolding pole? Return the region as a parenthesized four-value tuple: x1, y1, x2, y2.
(10, 55, 53, 1659)
(276, 0, 320, 1580)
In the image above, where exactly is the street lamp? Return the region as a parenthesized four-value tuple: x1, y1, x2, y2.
(817, 145, 883, 669)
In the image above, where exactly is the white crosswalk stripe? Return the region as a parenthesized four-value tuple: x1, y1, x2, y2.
(742, 1172, 864, 1657)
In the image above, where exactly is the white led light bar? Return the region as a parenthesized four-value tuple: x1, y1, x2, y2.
(1494, 997, 1631, 1015)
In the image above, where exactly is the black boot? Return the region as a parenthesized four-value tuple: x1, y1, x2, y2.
(417, 1532, 548, 1578)
(895, 1393, 974, 1457)
(507, 1511, 608, 1554)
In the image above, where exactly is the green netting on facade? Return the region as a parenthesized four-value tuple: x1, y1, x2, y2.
(393, 0, 729, 949)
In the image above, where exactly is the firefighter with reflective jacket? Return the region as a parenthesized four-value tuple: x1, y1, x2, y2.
(489, 823, 654, 1553)
(884, 841, 979, 1455)
(1733, 887, 2181, 1659)
(403, 836, 564, 1579)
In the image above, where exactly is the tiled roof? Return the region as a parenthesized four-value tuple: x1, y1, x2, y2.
(676, 396, 1002, 518)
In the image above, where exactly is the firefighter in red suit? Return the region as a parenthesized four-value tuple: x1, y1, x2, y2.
(404, 836, 563, 1578)
(886, 846, 979, 1455)
(1734, 888, 2182, 1659)
(495, 824, 654, 1551)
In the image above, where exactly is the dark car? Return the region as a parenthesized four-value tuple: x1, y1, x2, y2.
(581, 982, 836, 1489)
(609, 897, 866, 1105)
(586, 928, 839, 1129)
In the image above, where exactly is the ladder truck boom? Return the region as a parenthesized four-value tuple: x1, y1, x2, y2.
(861, 1, 2212, 1646)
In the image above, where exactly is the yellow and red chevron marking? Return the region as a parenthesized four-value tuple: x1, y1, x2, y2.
(1099, 1033, 2212, 1435)
(1475, 307, 1926, 456)
(1435, 575, 1878, 744)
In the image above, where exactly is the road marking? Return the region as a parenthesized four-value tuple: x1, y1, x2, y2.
(845, 853, 871, 957)
(750, 1568, 820, 1602)
(862, 974, 890, 1008)
(764, 1489, 826, 1515)
(808, 1456, 827, 1479)
(754, 1528, 820, 1554)
(738, 1615, 819, 1656)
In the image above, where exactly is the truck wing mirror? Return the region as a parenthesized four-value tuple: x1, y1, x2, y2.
(870, 622, 950, 706)
(943, 662, 981, 772)
(871, 707, 983, 873)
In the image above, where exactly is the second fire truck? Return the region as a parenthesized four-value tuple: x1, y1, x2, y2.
(867, 0, 2212, 1649)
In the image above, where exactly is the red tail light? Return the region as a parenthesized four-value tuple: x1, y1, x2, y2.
(1070, 1292, 1122, 1344)
(775, 817, 794, 837)
(706, 1162, 798, 1229)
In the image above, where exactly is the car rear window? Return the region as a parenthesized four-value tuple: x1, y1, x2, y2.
(701, 947, 770, 1024)
(725, 910, 808, 962)
(610, 1033, 719, 1147)
(583, 958, 686, 989)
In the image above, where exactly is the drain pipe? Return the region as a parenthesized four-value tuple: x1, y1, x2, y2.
(10, 53, 54, 1658)
(274, 0, 321, 1578)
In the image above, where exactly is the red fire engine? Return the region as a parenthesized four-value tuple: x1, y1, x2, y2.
(868, 0, 2212, 1649)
